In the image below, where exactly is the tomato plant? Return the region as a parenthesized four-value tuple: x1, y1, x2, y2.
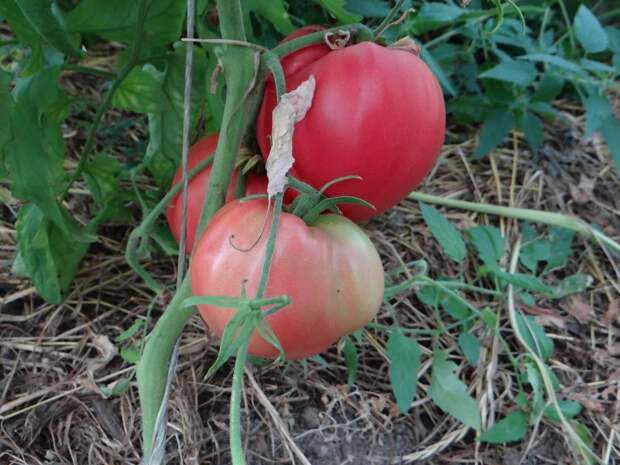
(190, 198, 384, 360)
(257, 41, 446, 222)
(166, 134, 267, 252)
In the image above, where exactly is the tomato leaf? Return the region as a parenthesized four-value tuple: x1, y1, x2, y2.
(467, 225, 505, 269)
(111, 68, 164, 113)
(532, 72, 564, 103)
(420, 203, 466, 263)
(573, 5, 608, 54)
(343, 336, 358, 387)
(552, 273, 591, 298)
(66, 0, 186, 46)
(248, 0, 294, 35)
(473, 108, 515, 159)
(480, 410, 528, 444)
(120, 344, 141, 364)
(115, 320, 145, 343)
(518, 54, 584, 75)
(601, 114, 620, 175)
(458, 332, 480, 365)
(493, 270, 553, 294)
(314, 0, 362, 24)
(583, 95, 613, 138)
(429, 350, 481, 430)
(15, 0, 84, 58)
(387, 330, 420, 413)
(479, 59, 536, 87)
(15, 204, 90, 304)
(519, 112, 544, 155)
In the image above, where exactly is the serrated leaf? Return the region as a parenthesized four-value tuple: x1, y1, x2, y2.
(16, 204, 90, 303)
(473, 108, 515, 159)
(480, 410, 527, 443)
(314, 0, 362, 23)
(520, 112, 544, 155)
(458, 333, 480, 365)
(519, 54, 584, 74)
(111, 68, 164, 113)
(249, 0, 294, 35)
(15, 0, 84, 58)
(429, 350, 480, 430)
(544, 400, 582, 422)
(573, 5, 608, 54)
(84, 154, 121, 207)
(532, 72, 564, 103)
(343, 336, 358, 387)
(545, 227, 574, 271)
(467, 225, 505, 269)
(66, 0, 186, 46)
(493, 270, 553, 294)
(420, 203, 466, 263)
(480, 60, 536, 87)
(387, 331, 421, 414)
(515, 313, 553, 360)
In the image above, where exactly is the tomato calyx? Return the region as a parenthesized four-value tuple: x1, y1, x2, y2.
(387, 36, 421, 56)
(286, 175, 375, 225)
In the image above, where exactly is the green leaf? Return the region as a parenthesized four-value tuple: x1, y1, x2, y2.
(545, 227, 574, 271)
(524, 361, 544, 413)
(573, 5, 608, 54)
(343, 336, 358, 387)
(344, 0, 391, 17)
(519, 54, 583, 75)
(15, 204, 90, 303)
(66, 0, 186, 46)
(479, 60, 536, 87)
(314, 0, 362, 23)
(120, 344, 141, 364)
(467, 225, 505, 269)
(387, 331, 421, 414)
(84, 154, 122, 207)
(544, 400, 582, 422)
(0, 71, 11, 175)
(552, 273, 591, 298)
(515, 313, 553, 360)
(249, 0, 294, 35)
(580, 58, 615, 74)
(532, 72, 564, 103)
(100, 377, 131, 399)
(15, 0, 84, 58)
(601, 115, 620, 175)
(473, 108, 515, 159)
(0, 0, 44, 74)
(480, 411, 528, 444)
(429, 350, 480, 430)
(412, 3, 466, 33)
(458, 333, 480, 365)
(420, 203, 466, 263)
(420, 46, 457, 97)
(115, 320, 145, 343)
(583, 95, 613, 138)
(493, 270, 553, 294)
(520, 112, 544, 155)
(111, 68, 164, 113)
(145, 45, 207, 188)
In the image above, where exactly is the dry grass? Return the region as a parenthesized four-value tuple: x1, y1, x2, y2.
(1, 86, 619, 464)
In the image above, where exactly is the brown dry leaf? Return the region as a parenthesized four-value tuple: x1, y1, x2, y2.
(564, 296, 593, 324)
(535, 314, 566, 329)
(569, 175, 595, 203)
(608, 342, 620, 357)
(602, 299, 619, 326)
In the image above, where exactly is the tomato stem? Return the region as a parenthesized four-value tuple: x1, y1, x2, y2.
(230, 334, 250, 465)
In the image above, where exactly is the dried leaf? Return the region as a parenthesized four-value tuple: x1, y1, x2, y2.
(601, 299, 619, 326)
(266, 75, 316, 198)
(569, 393, 604, 413)
(569, 175, 595, 203)
(564, 295, 593, 324)
(86, 334, 118, 375)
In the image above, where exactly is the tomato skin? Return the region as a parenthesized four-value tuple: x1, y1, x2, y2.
(190, 198, 384, 360)
(257, 41, 446, 222)
(166, 134, 267, 252)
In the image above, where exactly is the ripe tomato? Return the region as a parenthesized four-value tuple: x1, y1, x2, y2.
(190, 198, 384, 360)
(257, 41, 445, 222)
(166, 134, 267, 252)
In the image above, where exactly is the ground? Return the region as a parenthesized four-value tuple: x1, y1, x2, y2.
(1, 95, 619, 464)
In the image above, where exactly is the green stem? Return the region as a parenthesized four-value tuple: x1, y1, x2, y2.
(61, 0, 149, 197)
(256, 194, 283, 299)
(137, 277, 193, 458)
(409, 192, 620, 254)
(557, 0, 576, 54)
(230, 336, 250, 465)
(271, 24, 374, 59)
(373, 0, 406, 38)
